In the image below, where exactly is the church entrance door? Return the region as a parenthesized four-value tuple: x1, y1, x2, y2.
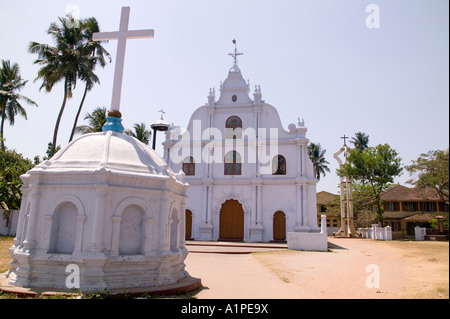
(219, 199, 244, 241)
(185, 209, 193, 239)
(273, 211, 286, 241)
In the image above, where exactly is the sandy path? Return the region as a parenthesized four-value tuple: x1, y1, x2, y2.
(185, 253, 301, 299)
(185, 238, 448, 299)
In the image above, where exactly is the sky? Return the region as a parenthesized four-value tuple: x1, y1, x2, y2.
(0, 0, 448, 194)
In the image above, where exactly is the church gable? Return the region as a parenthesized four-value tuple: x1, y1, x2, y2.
(163, 42, 318, 243)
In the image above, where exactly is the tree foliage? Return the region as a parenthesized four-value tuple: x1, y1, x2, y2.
(350, 132, 369, 151)
(307, 142, 330, 182)
(0, 150, 33, 226)
(29, 15, 109, 157)
(75, 106, 107, 134)
(0, 60, 38, 151)
(338, 143, 403, 225)
(124, 123, 152, 145)
(406, 149, 449, 204)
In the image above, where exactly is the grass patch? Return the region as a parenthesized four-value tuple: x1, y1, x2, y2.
(0, 236, 14, 273)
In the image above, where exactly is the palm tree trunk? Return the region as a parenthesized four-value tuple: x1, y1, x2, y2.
(50, 79, 68, 157)
(69, 82, 88, 142)
(0, 100, 7, 151)
(0, 113, 6, 151)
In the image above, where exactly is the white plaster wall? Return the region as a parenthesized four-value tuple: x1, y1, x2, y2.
(287, 231, 328, 251)
(0, 209, 19, 236)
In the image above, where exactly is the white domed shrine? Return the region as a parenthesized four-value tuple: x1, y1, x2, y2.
(8, 130, 193, 292)
(6, 6, 200, 294)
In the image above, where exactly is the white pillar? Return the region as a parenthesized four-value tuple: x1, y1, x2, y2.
(74, 215, 86, 255)
(22, 189, 41, 250)
(14, 190, 29, 246)
(111, 216, 121, 256)
(144, 218, 154, 254)
(302, 185, 308, 227)
(159, 195, 170, 252)
(251, 184, 257, 226)
(179, 199, 187, 247)
(320, 214, 327, 234)
(90, 188, 107, 252)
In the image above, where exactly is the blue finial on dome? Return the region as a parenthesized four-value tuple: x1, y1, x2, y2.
(102, 110, 124, 133)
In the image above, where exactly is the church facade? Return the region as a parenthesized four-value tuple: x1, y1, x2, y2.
(163, 51, 318, 242)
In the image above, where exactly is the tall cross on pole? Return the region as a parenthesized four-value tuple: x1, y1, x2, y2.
(228, 39, 243, 67)
(93, 6, 154, 119)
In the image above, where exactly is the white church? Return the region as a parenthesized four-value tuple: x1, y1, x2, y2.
(163, 42, 319, 243)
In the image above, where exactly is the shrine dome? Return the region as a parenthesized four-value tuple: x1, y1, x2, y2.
(33, 130, 179, 180)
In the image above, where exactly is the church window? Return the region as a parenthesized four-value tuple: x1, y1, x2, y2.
(182, 156, 195, 176)
(224, 151, 241, 175)
(272, 155, 286, 175)
(225, 116, 242, 139)
(232, 95, 237, 102)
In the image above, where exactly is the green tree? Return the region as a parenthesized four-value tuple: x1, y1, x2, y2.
(350, 132, 369, 151)
(0, 60, 38, 151)
(338, 144, 403, 225)
(307, 142, 330, 181)
(29, 15, 97, 157)
(406, 149, 449, 204)
(75, 106, 107, 134)
(68, 17, 111, 143)
(0, 150, 34, 226)
(124, 123, 152, 145)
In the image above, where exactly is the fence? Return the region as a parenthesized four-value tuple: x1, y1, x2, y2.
(0, 210, 19, 236)
(357, 224, 392, 241)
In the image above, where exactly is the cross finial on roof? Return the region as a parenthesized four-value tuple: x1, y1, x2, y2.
(341, 134, 349, 146)
(228, 38, 243, 68)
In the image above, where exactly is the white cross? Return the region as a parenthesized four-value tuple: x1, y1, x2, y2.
(93, 7, 154, 113)
(228, 39, 243, 67)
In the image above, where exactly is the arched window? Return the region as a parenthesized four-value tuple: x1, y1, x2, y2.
(272, 155, 286, 175)
(225, 116, 242, 139)
(182, 156, 195, 176)
(224, 151, 241, 175)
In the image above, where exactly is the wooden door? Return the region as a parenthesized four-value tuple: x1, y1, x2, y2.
(273, 211, 286, 241)
(220, 199, 244, 240)
(185, 210, 192, 239)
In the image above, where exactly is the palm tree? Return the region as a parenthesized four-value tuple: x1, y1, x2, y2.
(0, 60, 38, 151)
(124, 123, 152, 145)
(29, 15, 92, 157)
(75, 106, 107, 134)
(350, 132, 369, 151)
(68, 17, 111, 143)
(307, 142, 330, 181)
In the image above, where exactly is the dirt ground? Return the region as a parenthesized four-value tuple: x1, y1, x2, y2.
(185, 237, 449, 299)
(1, 236, 448, 299)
